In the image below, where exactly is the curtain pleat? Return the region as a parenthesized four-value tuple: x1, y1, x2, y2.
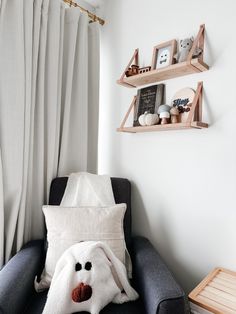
(58, 9, 89, 175)
(0, 0, 26, 261)
(16, 0, 36, 251)
(0, 151, 4, 266)
(88, 23, 100, 173)
(0, 0, 100, 266)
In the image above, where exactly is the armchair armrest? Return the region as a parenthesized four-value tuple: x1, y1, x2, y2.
(132, 236, 186, 314)
(0, 240, 45, 314)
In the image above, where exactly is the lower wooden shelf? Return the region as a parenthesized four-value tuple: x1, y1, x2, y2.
(117, 82, 208, 134)
(117, 121, 208, 133)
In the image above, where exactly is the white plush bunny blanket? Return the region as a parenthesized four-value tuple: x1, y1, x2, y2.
(42, 241, 138, 314)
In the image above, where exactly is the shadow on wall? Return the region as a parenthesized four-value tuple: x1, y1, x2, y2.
(203, 89, 214, 125)
(153, 209, 201, 293)
(205, 32, 215, 66)
(131, 182, 201, 293)
(130, 181, 151, 239)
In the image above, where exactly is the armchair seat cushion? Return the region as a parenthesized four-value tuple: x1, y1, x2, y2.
(24, 291, 145, 314)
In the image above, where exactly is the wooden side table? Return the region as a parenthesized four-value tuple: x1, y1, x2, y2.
(189, 268, 236, 314)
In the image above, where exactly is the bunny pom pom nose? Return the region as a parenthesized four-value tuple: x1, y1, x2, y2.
(72, 283, 92, 303)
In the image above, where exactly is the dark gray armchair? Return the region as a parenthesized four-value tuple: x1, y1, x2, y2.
(0, 177, 187, 314)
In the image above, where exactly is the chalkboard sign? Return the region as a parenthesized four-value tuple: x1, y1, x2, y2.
(133, 84, 164, 126)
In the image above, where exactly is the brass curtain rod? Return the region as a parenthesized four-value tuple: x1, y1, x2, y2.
(63, 0, 105, 25)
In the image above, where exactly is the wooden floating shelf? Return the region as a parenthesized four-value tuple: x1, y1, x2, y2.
(117, 26, 209, 134)
(117, 25, 209, 88)
(117, 121, 208, 133)
(117, 58, 209, 88)
(117, 82, 208, 134)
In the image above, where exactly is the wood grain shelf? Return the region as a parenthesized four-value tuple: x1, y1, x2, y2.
(117, 58, 209, 88)
(117, 121, 208, 133)
(117, 81, 208, 134)
(117, 25, 209, 88)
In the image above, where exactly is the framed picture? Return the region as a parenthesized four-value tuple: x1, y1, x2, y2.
(133, 84, 165, 126)
(151, 40, 177, 70)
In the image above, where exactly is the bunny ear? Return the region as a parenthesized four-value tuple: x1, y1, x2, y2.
(191, 36, 194, 42)
(180, 40, 183, 44)
(91, 242, 139, 303)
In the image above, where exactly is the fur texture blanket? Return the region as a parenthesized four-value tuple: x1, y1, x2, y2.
(42, 241, 138, 314)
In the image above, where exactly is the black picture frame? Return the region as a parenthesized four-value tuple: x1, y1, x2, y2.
(133, 84, 165, 126)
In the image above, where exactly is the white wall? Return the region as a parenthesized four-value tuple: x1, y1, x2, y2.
(76, 0, 95, 12)
(98, 0, 236, 293)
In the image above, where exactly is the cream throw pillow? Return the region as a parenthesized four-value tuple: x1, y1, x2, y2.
(36, 203, 128, 290)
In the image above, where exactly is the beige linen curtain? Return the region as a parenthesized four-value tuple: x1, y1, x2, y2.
(0, 0, 100, 266)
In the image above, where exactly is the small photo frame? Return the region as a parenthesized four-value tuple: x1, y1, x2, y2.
(151, 40, 177, 70)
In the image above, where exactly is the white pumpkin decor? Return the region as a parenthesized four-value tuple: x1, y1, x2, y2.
(138, 112, 147, 126)
(138, 111, 159, 126)
(145, 112, 159, 126)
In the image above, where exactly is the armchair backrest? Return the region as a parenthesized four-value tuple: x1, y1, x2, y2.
(48, 177, 132, 250)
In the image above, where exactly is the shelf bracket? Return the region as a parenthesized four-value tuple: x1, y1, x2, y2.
(187, 24, 205, 63)
(119, 96, 137, 129)
(118, 49, 139, 84)
(186, 81, 203, 124)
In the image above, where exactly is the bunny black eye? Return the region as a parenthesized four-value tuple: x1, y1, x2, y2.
(85, 262, 92, 271)
(75, 262, 82, 271)
(187, 43, 189, 45)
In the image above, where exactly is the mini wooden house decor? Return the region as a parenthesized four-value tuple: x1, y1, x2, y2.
(125, 65, 139, 77)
